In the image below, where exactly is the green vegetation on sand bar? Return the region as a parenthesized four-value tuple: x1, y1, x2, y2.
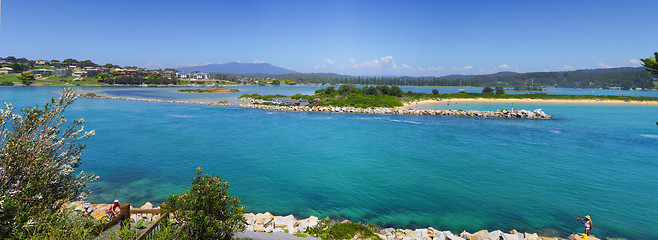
(178, 87, 240, 93)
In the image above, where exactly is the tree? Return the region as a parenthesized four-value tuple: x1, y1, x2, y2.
(62, 58, 78, 65)
(495, 86, 505, 95)
(640, 52, 658, 75)
(18, 72, 35, 86)
(148, 72, 162, 79)
(432, 89, 439, 95)
(272, 80, 281, 86)
(0, 88, 97, 237)
(390, 85, 404, 97)
(163, 168, 245, 240)
(482, 86, 494, 94)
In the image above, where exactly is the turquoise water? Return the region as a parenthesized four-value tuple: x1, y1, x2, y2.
(1, 86, 657, 239)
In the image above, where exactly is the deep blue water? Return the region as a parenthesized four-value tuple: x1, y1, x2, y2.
(1, 86, 657, 239)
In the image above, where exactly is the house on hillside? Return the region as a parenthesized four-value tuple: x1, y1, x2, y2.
(32, 69, 54, 77)
(0, 67, 13, 75)
(55, 69, 72, 77)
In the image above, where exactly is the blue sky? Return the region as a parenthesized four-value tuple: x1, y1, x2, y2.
(1, 0, 656, 76)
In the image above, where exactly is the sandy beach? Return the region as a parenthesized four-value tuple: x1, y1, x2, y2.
(403, 98, 658, 108)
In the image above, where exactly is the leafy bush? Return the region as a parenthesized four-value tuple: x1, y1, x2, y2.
(495, 86, 505, 95)
(163, 168, 245, 240)
(306, 219, 381, 240)
(482, 86, 494, 94)
(0, 88, 97, 238)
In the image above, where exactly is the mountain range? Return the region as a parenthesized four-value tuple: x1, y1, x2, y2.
(176, 62, 649, 79)
(176, 62, 297, 75)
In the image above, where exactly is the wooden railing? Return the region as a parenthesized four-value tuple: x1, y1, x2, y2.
(92, 204, 170, 239)
(136, 212, 170, 240)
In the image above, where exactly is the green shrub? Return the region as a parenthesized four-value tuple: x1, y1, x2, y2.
(0, 88, 97, 238)
(306, 219, 381, 240)
(163, 168, 246, 240)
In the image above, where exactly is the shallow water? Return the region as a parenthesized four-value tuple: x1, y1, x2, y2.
(1, 86, 657, 239)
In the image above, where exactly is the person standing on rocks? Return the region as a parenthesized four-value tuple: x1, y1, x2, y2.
(576, 215, 593, 238)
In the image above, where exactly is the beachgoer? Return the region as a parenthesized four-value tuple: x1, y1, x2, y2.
(81, 203, 95, 217)
(108, 199, 120, 220)
(576, 215, 593, 237)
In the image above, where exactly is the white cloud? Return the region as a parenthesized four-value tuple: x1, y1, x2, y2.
(175, 62, 200, 67)
(254, 60, 265, 63)
(498, 64, 510, 69)
(317, 56, 449, 76)
(236, 60, 241, 63)
(629, 59, 641, 66)
(598, 63, 613, 68)
(203, 62, 213, 65)
(558, 65, 574, 71)
(144, 62, 163, 67)
(451, 66, 474, 71)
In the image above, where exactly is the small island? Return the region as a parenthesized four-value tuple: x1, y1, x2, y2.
(178, 87, 240, 93)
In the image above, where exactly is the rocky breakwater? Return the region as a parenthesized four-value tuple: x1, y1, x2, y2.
(242, 212, 596, 240)
(79, 94, 233, 106)
(239, 100, 552, 119)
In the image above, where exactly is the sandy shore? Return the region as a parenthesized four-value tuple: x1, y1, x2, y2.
(403, 98, 658, 108)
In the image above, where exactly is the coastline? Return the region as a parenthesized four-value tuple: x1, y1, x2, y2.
(65, 199, 594, 240)
(404, 98, 658, 108)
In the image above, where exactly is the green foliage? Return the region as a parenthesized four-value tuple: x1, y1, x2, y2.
(482, 86, 494, 94)
(18, 72, 35, 86)
(272, 80, 281, 86)
(495, 86, 505, 95)
(293, 232, 308, 237)
(306, 219, 381, 240)
(432, 89, 439, 94)
(13, 208, 100, 240)
(337, 84, 359, 95)
(239, 93, 287, 100)
(162, 168, 246, 240)
(1, 81, 14, 86)
(319, 94, 403, 108)
(136, 220, 146, 229)
(641, 52, 658, 75)
(0, 88, 97, 238)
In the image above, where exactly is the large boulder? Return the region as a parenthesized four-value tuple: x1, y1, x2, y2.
(274, 214, 297, 233)
(489, 230, 503, 239)
(254, 212, 274, 228)
(243, 213, 256, 225)
(502, 233, 524, 240)
(445, 231, 466, 240)
(140, 202, 153, 209)
(524, 233, 540, 240)
(460, 231, 471, 240)
(471, 230, 490, 240)
(253, 225, 265, 232)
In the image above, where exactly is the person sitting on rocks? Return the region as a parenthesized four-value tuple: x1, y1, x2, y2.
(576, 215, 593, 238)
(108, 199, 120, 220)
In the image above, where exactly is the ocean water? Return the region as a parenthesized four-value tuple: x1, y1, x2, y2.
(1, 86, 657, 239)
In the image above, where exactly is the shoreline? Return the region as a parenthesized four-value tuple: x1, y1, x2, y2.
(404, 98, 658, 107)
(65, 200, 594, 240)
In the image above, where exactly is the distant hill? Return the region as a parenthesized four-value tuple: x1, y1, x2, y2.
(441, 71, 518, 80)
(176, 62, 297, 74)
(571, 67, 646, 73)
